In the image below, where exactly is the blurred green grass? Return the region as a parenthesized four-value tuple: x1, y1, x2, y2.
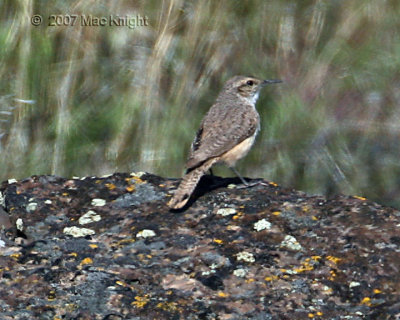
(1, 0, 399, 208)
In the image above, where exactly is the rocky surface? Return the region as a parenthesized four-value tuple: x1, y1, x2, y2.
(0, 172, 399, 319)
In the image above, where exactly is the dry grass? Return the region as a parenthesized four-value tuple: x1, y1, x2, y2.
(0, 0, 399, 207)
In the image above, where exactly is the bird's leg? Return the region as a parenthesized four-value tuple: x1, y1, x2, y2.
(208, 168, 214, 176)
(230, 167, 249, 185)
(229, 167, 268, 188)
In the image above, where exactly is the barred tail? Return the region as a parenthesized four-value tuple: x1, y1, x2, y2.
(168, 158, 218, 209)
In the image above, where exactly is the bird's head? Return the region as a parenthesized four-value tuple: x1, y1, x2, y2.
(223, 75, 282, 105)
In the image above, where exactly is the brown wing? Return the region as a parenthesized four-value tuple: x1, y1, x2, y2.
(186, 102, 259, 170)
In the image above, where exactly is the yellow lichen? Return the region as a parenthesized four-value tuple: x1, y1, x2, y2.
(361, 297, 371, 306)
(10, 253, 21, 259)
(132, 295, 149, 308)
(326, 255, 341, 264)
(264, 275, 279, 282)
(65, 303, 78, 312)
(213, 239, 223, 244)
(89, 244, 98, 249)
(353, 195, 367, 201)
(116, 238, 135, 246)
(217, 292, 229, 298)
(272, 211, 281, 216)
(116, 280, 127, 287)
(292, 258, 316, 273)
(373, 289, 382, 294)
(80, 257, 93, 265)
(156, 301, 178, 312)
(47, 290, 56, 301)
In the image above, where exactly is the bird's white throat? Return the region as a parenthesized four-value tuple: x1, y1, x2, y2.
(240, 91, 260, 106)
(251, 91, 260, 105)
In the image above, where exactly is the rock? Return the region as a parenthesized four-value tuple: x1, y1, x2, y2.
(0, 207, 12, 230)
(0, 172, 399, 319)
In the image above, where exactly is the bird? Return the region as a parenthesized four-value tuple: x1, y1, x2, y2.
(168, 75, 281, 209)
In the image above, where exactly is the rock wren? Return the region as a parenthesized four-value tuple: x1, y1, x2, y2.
(168, 75, 281, 209)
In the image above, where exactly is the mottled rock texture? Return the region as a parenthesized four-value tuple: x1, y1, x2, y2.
(0, 173, 399, 319)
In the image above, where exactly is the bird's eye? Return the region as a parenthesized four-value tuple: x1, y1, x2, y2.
(246, 80, 254, 86)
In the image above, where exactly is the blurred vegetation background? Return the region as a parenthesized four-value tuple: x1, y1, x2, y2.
(0, 0, 399, 208)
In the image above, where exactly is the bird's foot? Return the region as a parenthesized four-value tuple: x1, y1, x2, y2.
(235, 179, 268, 189)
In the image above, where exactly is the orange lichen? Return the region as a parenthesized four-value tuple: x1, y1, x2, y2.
(126, 176, 144, 184)
(328, 270, 337, 281)
(105, 183, 116, 190)
(233, 212, 244, 220)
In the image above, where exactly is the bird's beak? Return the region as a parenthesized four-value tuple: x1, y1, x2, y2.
(262, 79, 282, 86)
